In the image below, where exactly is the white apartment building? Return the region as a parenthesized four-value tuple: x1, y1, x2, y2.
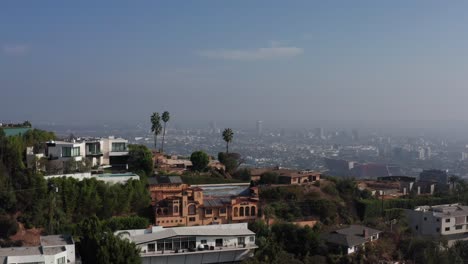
(115, 223, 257, 264)
(407, 204, 468, 246)
(34, 136, 129, 169)
(0, 235, 76, 264)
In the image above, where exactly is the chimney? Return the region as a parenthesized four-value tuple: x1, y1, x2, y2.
(363, 228, 368, 238)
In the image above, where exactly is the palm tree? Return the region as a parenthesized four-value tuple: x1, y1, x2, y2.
(222, 128, 234, 153)
(150, 112, 162, 151)
(161, 111, 170, 153)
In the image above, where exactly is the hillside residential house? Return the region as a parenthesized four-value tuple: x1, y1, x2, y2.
(250, 167, 321, 185)
(148, 176, 259, 227)
(324, 225, 382, 255)
(27, 136, 129, 172)
(406, 204, 468, 246)
(115, 223, 257, 264)
(0, 234, 76, 264)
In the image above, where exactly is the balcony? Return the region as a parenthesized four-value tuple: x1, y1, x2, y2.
(86, 151, 103, 157)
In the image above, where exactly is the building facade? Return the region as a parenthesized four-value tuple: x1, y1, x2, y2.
(115, 223, 257, 264)
(28, 136, 129, 172)
(149, 176, 260, 227)
(406, 204, 468, 246)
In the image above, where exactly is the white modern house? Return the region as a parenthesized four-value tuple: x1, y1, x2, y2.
(406, 204, 468, 246)
(0, 234, 76, 264)
(26, 136, 129, 171)
(115, 223, 257, 264)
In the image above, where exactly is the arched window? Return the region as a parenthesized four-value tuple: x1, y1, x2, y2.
(234, 207, 239, 217)
(251, 206, 256, 216)
(174, 205, 179, 214)
(240, 207, 244, 217)
(156, 208, 162, 215)
(163, 208, 168, 215)
(245, 206, 250, 216)
(188, 205, 196, 215)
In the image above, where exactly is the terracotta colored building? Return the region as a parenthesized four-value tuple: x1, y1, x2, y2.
(148, 176, 259, 227)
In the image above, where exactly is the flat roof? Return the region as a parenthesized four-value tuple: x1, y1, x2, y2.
(0, 246, 42, 256)
(40, 235, 74, 247)
(122, 223, 255, 245)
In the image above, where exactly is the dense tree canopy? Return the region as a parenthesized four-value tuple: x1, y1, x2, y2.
(190, 151, 209, 172)
(128, 144, 154, 178)
(77, 216, 141, 264)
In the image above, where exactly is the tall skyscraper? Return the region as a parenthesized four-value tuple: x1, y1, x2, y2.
(256, 120, 263, 136)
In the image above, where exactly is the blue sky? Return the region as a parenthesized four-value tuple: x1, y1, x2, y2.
(2, 1, 468, 128)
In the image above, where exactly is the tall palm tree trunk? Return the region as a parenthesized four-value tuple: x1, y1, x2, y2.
(161, 123, 166, 153)
(226, 142, 229, 153)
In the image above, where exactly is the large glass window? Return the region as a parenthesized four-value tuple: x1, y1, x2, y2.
(62, 147, 80, 157)
(87, 143, 100, 154)
(112, 142, 127, 152)
(155, 237, 196, 251)
(215, 238, 223, 247)
(237, 237, 245, 245)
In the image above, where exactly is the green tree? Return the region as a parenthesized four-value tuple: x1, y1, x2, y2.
(190, 151, 210, 172)
(128, 145, 154, 178)
(161, 111, 170, 153)
(77, 216, 141, 264)
(222, 128, 234, 153)
(150, 112, 162, 151)
(218, 152, 242, 175)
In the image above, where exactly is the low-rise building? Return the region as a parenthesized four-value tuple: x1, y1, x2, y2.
(149, 176, 259, 227)
(28, 136, 129, 172)
(406, 204, 468, 246)
(115, 223, 257, 264)
(251, 167, 321, 185)
(0, 234, 76, 264)
(324, 225, 382, 255)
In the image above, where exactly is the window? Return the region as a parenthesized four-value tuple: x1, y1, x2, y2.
(188, 205, 196, 215)
(237, 237, 245, 245)
(445, 227, 450, 231)
(251, 206, 256, 216)
(446, 218, 451, 223)
(57, 257, 66, 264)
(205, 209, 212, 215)
(437, 218, 440, 222)
(148, 243, 155, 252)
(189, 217, 196, 222)
(173, 205, 179, 214)
(62, 146, 80, 157)
(215, 238, 223, 247)
(436, 228, 440, 232)
(245, 206, 250, 216)
(456, 225, 463, 230)
(201, 239, 207, 244)
(415, 225, 418, 230)
(234, 207, 239, 217)
(112, 142, 127, 152)
(424, 217, 427, 221)
(240, 207, 244, 217)
(249, 236, 255, 242)
(220, 207, 226, 214)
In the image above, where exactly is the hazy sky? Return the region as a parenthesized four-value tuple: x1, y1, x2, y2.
(2, 1, 468, 128)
